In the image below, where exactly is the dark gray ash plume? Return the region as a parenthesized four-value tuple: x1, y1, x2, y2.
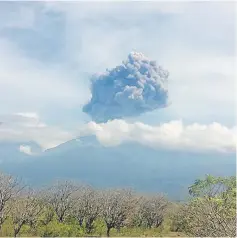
(83, 52, 169, 123)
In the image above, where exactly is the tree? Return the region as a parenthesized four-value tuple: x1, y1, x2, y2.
(132, 194, 168, 228)
(178, 175, 236, 237)
(169, 202, 187, 233)
(42, 181, 78, 223)
(100, 189, 134, 237)
(39, 204, 55, 226)
(0, 172, 24, 231)
(9, 189, 43, 237)
(72, 185, 100, 233)
(188, 174, 236, 198)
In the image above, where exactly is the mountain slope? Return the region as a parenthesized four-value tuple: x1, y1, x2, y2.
(1, 136, 235, 200)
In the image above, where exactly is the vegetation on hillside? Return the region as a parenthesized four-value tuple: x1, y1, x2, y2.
(0, 171, 236, 237)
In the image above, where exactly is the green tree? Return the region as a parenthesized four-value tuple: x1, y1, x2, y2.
(178, 175, 236, 237)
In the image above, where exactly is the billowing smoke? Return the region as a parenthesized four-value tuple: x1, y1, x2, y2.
(83, 52, 169, 123)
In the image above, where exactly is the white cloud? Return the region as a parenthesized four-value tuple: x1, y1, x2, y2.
(0, 113, 74, 150)
(0, 2, 36, 30)
(19, 145, 33, 155)
(0, 112, 46, 128)
(45, 1, 235, 124)
(1, 112, 236, 154)
(0, 36, 88, 115)
(0, 1, 235, 131)
(45, 1, 187, 19)
(81, 120, 237, 153)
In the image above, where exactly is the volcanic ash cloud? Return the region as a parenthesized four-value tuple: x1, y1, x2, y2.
(83, 52, 170, 123)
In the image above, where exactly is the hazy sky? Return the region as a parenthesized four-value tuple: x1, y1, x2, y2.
(0, 1, 236, 152)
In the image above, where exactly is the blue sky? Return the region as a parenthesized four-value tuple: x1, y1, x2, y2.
(0, 1, 236, 153)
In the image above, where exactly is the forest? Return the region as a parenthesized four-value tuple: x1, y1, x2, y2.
(0, 171, 236, 237)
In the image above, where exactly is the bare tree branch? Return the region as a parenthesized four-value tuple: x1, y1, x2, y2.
(99, 188, 135, 237)
(42, 180, 79, 223)
(0, 172, 24, 231)
(9, 188, 44, 237)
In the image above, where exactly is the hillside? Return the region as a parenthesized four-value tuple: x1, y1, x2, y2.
(1, 136, 235, 200)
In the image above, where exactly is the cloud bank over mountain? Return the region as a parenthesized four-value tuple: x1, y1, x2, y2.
(81, 120, 236, 153)
(1, 113, 236, 153)
(83, 52, 169, 122)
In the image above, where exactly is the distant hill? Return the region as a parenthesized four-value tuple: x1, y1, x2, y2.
(0, 136, 235, 201)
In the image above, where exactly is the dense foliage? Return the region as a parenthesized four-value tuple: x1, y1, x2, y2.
(0, 172, 236, 237)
